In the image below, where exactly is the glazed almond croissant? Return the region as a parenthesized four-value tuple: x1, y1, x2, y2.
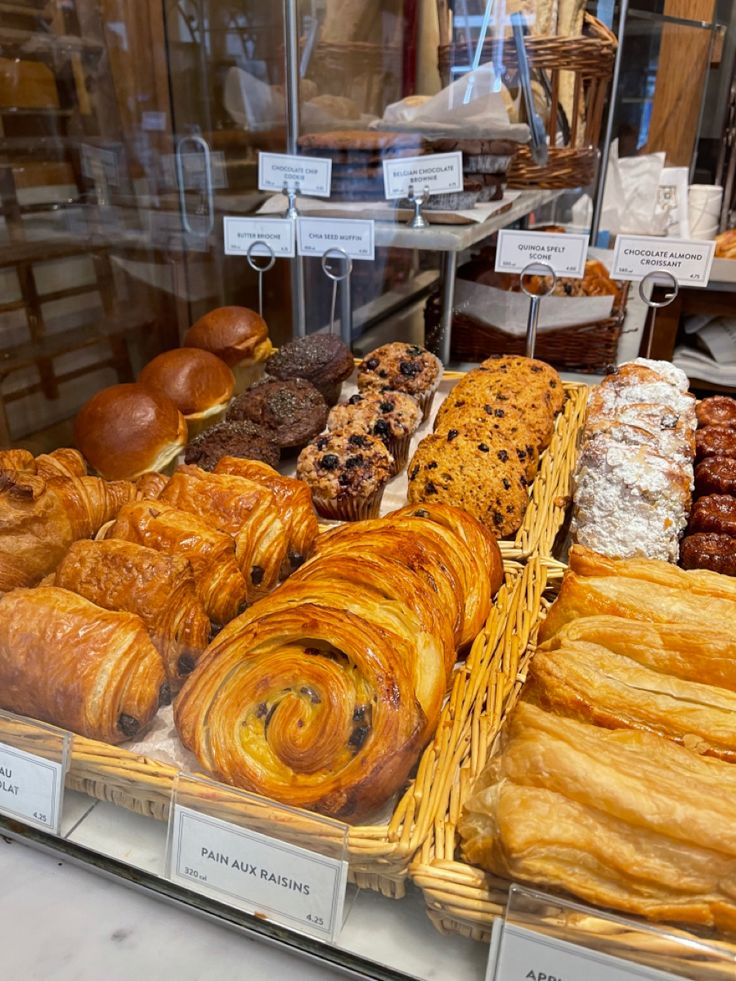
(214, 457, 318, 573)
(107, 500, 248, 625)
(160, 466, 287, 601)
(460, 702, 736, 931)
(174, 605, 426, 822)
(0, 471, 135, 592)
(53, 539, 210, 689)
(0, 586, 166, 743)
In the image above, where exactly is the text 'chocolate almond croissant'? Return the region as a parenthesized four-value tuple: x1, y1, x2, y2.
(0, 586, 166, 743)
(174, 504, 502, 822)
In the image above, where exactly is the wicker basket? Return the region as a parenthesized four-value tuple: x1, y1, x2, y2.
(438, 15, 617, 189)
(426, 285, 629, 374)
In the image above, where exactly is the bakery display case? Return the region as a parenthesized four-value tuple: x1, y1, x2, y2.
(5, 2, 736, 981)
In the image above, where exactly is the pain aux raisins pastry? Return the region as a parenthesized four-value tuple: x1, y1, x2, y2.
(327, 389, 421, 472)
(357, 342, 442, 421)
(297, 431, 394, 521)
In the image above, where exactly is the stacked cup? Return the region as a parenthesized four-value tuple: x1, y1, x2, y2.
(688, 184, 723, 240)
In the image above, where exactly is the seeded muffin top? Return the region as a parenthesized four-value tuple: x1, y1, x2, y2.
(357, 342, 442, 398)
(226, 377, 328, 450)
(297, 431, 394, 502)
(265, 335, 354, 391)
(184, 419, 279, 471)
(327, 390, 422, 443)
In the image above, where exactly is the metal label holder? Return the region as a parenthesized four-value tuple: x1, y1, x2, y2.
(283, 180, 301, 220)
(638, 269, 680, 358)
(246, 239, 276, 319)
(321, 247, 353, 346)
(406, 183, 431, 228)
(519, 260, 557, 358)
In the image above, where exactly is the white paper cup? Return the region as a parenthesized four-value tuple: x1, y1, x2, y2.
(688, 184, 723, 234)
(689, 222, 719, 241)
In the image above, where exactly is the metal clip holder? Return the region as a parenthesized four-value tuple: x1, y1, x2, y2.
(321, 247, 353, 346)
(519, 261, 557, 358)
(246, 240, 276, 319)
(638, 270, 679, 358)
(282, 181, 300, 220)
(407, 184, 431, 229)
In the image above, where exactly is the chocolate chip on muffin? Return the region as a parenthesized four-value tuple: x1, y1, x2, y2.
(265, 334, 354, 406)
(226, 377, 328, 452)
(326, 389, 421, 472)
(184, 420, 279, 471)
(357, 342, 442, 421)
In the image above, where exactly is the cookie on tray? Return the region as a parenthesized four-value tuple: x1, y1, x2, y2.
(406, 431, 529, 537)
(436, 381, 556, 451)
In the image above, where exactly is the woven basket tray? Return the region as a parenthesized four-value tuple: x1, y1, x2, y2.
(426, 287, 628, 374)
(409, 563, 736, 976)
(57, 560, 528, 899)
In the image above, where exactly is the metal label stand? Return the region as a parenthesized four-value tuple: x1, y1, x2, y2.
(638, 269, 679, 357)
(519, 260, 557, 358)
(246, 240, 276, 319)
(321, 248, 353, 347)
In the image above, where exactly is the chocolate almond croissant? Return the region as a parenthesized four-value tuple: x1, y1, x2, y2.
(106, 500, 248, 625)
(160, 466, 287, 601)
(175, 605, 426, 822)
(53, 539, 210, 688)
(0, 586, 165, 743)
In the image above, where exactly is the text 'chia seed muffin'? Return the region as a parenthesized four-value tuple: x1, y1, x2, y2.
(327, 390, 421, 472)
(184, 420, 279, 471)
(297, 431, 394, 521)
(226, 377, 328, 452)
(265, 334, 354, 406)
(357, 342, 442, 421)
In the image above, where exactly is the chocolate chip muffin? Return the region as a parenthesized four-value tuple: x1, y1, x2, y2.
(226, 378, 328, 452)
(327, 390, 421, 471)
(297, 431, 394, 521)
(184, 420, 279, 471)
(265, 335, 354, 406)
(357, 342, 442, 421)
(406, 431, 529, 537)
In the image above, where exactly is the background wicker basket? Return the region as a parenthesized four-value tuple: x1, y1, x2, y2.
(425, 284, 629, 374)
(438, 14, 617, 189)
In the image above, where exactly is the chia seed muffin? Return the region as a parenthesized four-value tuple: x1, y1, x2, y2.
(184, 420, 279, 472)
(226, 378, 328, 453)
(265, 334, 354, 406)
(327, 390, 422, 472)
(357, 342, 442, 421)
(297, 431, 394, 521)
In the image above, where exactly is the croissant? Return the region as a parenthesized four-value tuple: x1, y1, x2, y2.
(459, 702, 736, 930)
(134, 471, 169, 501)
(53, 539, 210, 689)
(214, 457, 318, 572)
(0, 586, 166, 743)
(0, 449, 35, 472)
(0, 471, 135, 592)
(527, 641, 736, 761)
(160, 465, 287, 600)
(107, 500, 248, 625)
(174, 605, 425, 822)
(0, 447, 87, 480)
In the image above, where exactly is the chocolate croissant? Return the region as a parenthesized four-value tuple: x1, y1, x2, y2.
(53, 539, 210, 688)
(174, 605, 426, 822)
(0, 586, 165, 743)
(160, 466, 287, 600)
(107, 500, 248, 625)
(214, 457, 318, 572)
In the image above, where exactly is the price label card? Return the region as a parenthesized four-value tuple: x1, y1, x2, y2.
(382, 152, 463, 200)
(297, 217, 375, 260)
(612, 235, 715, 286)
(490, 922, 683, 981)
(258, 152, 332, 198)
(495, 229, 589, 278)
(223, 216, 295, 258)
(0, 742, 64, 835)
(168, 804, 348, 941)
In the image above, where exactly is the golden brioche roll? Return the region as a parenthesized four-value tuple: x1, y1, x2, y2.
(74, 383, 187, 481)
(183, 306, 273, 392)
(0, 585, 165, 743)
(139, 348, 234, 436)
(174, 605, 425, 822)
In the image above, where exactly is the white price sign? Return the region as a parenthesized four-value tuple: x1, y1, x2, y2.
(223, 216, 295, 257)
(489, 922, 683, 981)
(297, 217, 375, 260)
(0, 742, 64, 834)
(168, 805, 348, 941)
(495, 229, 588, 278)
(382, 152, 463, 200)
(612, 235, 715, 286)
(258, 152, 332, 197)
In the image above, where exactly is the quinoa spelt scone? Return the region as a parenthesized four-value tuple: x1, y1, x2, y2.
(297, 431, 394, 521)
(357, 342, 442, 421)
(327, 390, 421, 471)
(406, 431, 529, 537)
(477, 355, 565, 416)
